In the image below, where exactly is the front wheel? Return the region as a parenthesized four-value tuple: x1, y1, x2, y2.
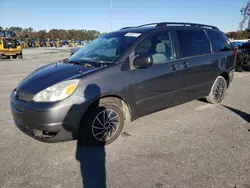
(206, 76, 228, 104)
(2, 56, 10, 59)
(79, 100, 124, 146)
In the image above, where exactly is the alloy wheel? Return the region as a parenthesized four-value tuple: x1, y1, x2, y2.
(213, 78, 227, 103)
(92, 109, 120, 142)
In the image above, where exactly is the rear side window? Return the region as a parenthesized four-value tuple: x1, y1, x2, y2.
(176, 29, 211, 58)
(206, 30, 232, 52)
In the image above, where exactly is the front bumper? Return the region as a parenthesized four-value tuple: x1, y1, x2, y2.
(10, 91, 91, 143)
(0, 49, 22, 56)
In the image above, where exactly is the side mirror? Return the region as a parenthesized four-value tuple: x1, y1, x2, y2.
(133, 54, 153, 68)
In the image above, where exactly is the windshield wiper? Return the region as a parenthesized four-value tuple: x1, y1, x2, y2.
(96, 60, 114, 64)
(66, 60, 82, 66)
(65, 59, 113, 68)
(67, 60, 99, 68)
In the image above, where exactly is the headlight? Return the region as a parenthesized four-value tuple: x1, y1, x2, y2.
(33, 79, 80, 102)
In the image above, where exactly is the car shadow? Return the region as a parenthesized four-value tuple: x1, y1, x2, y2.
(197, 98, 207, 103)
(196, 100, 249, 130)
(223, 105, 250, 123)
(75, 142, 106, 188)
(62, 84, 107, 188)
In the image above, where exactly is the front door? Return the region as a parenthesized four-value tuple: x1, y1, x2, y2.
(129, 30, 182, 116)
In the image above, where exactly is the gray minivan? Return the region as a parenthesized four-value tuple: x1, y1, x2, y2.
(10, 22, 236, 145)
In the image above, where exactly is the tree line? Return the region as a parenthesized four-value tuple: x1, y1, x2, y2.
(1, 25, 250, 40)
(228, 1, 250, 39)
(226, 30, 250, 40)
(0, 26, 104, 40)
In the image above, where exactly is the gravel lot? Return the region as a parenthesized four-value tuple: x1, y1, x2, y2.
(0, 48, 250, 188)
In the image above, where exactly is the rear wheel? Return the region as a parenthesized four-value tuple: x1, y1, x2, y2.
(79, 99, 125, 146)
(206, 76, 227, 104)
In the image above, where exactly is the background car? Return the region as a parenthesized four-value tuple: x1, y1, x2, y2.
(236, 42, 250, 71)
(231, 41, 244, 48)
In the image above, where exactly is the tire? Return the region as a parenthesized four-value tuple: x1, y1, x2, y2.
(3, 56, 10, 59)
(12, 55, 17, 59)
(206, 76, 227, 104)
(79, 99, 125, 146)
(17, 53, 23, 59)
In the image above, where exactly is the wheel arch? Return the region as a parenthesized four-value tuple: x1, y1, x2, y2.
(85, 95, 133, 125)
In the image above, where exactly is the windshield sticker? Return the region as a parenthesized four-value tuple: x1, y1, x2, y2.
(125, 33, 141, 37)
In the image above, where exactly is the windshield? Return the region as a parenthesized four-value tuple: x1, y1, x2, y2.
(69, 33, 139, 63)
(6, 31, 14, 37)
(0, 31, 14, 37)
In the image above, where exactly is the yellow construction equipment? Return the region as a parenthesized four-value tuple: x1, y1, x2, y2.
(0, 30, 23, 59)
(68, 40, 76, 47)
(46, 38, 51, 47)
(55, 38, 61, 48)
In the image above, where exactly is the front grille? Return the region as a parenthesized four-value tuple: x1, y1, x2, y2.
(14, 89, 33, 102)
(3, 38, 16, 48)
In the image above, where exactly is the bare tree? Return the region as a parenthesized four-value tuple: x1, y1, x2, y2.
(240, 0, 250, 30)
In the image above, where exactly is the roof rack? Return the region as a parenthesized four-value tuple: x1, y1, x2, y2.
(120, 27, 134, 30)
(120, 22, 219, 30)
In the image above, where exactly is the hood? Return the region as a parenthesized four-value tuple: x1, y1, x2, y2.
(17, 62, 100, 94)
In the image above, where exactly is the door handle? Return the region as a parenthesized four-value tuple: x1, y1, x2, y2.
(183, 62, 189, 67)
(170, 64, 178, 71)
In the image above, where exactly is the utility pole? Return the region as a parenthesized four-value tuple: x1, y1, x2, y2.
(110, 0, 113, 30)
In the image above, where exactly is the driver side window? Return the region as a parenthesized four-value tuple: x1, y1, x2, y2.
(134, 31, 174, 64)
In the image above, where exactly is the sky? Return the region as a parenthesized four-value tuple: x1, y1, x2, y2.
(0, 0, 247, 33)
